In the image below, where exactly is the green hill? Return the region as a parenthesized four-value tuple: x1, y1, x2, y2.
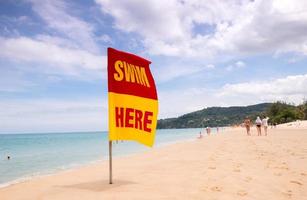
(157, 103, 272, 129)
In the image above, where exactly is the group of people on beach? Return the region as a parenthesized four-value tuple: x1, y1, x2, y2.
(244, 116, 269, 136)
(198, 127, 219, 138)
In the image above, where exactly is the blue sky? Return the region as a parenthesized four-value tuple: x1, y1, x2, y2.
(1, 0, 307, 133)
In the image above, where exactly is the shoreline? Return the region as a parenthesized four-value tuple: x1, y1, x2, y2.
(1, 126, 306, 199)
(0, 131, 201, 189)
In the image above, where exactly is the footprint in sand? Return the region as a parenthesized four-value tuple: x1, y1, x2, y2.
(237, 190, 248, 196)
(244, 176, 252, 182)
(209, 157, 216, 161)
(274, 166, 289, 170)
(266, 163, 272, 168)
(201, 186, 208, 191)
(236, 163, 243, 167)
(211, 186, 222, 192)
(282, 166, 289, 170)
(282, 190, 292, 198)
(290, 180, 303, 186)
(208, 166, 216, 170)
(233, 168, 241, 172)
(233, 163, 242, 172)
(300, 172, 306, 176)
(274, 172, 282, 176)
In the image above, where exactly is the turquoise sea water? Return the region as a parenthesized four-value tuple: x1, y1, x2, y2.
(0, 128, 218, 187)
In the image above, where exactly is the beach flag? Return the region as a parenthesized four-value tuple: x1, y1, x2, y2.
(107, 47, 158, 147)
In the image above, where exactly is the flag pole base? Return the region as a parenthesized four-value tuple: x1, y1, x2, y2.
(109, 140, 113, 184)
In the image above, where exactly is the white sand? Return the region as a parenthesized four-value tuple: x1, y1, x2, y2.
(277, 120, 307, 129)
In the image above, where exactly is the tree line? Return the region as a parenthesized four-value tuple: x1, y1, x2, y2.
(266, 101, 307, 124)
(157, 101, 307, 129)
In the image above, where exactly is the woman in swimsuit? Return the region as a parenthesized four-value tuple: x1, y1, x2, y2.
(244, 116, 251, 136)
(255, 116, 262, 136)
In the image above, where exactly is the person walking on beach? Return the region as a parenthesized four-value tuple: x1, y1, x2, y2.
(262, 116, 269, 136)
(255, 116, 262, 136)
(244, 116, 252, 136)
(206, 127, 211, 135)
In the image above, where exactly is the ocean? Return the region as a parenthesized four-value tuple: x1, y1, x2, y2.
(0, 128, 218, 187)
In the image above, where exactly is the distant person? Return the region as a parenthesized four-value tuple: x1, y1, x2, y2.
(7, 155, 10, 160)
(274, 122, 277, 128)
(296, 120, 301, 127)
(198, 131, 203, 139)
(244, 116, 252, 136)
(262, 116, 269, 136)
(216, 127, 219, 133)
(206, 127, 211, 135)
(255, 116, 262, 136)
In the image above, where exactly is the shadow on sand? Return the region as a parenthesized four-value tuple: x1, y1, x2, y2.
(59, 179, 136, 192)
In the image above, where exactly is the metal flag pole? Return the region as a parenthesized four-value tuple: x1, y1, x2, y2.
(109, 140, 113, 184)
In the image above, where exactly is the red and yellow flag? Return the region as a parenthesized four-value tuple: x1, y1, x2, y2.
(107, 48, 158, 147)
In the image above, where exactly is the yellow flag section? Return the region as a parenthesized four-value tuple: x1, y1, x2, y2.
(107, 48, 158, 147)
(108, 93, 158, 146)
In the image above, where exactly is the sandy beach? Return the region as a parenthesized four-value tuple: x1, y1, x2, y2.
(1, 126, 306, 200)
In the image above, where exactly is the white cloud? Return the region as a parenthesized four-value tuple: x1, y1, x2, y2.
(158, 87, 215, 118)
(0, 15, 35, 26)
(0, 68, 35, 92)
(0, 0, 109, 81)
(96, 0, 307, 59)
(235, 61, 245, 68)
(97, 34, 113, 43)
(0, 98, 108, 133)
(0, 36, 106, 78)
(226, 65, 234, 71)
(206, 64, 215, 69)
(218, 74, 307, 103)
(28, 0, 99, 53)
(226, 60, 246, 71)
(153, 63, 205, 83)
(157, 73, 307, 118)
(96, 0, 186, 40)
